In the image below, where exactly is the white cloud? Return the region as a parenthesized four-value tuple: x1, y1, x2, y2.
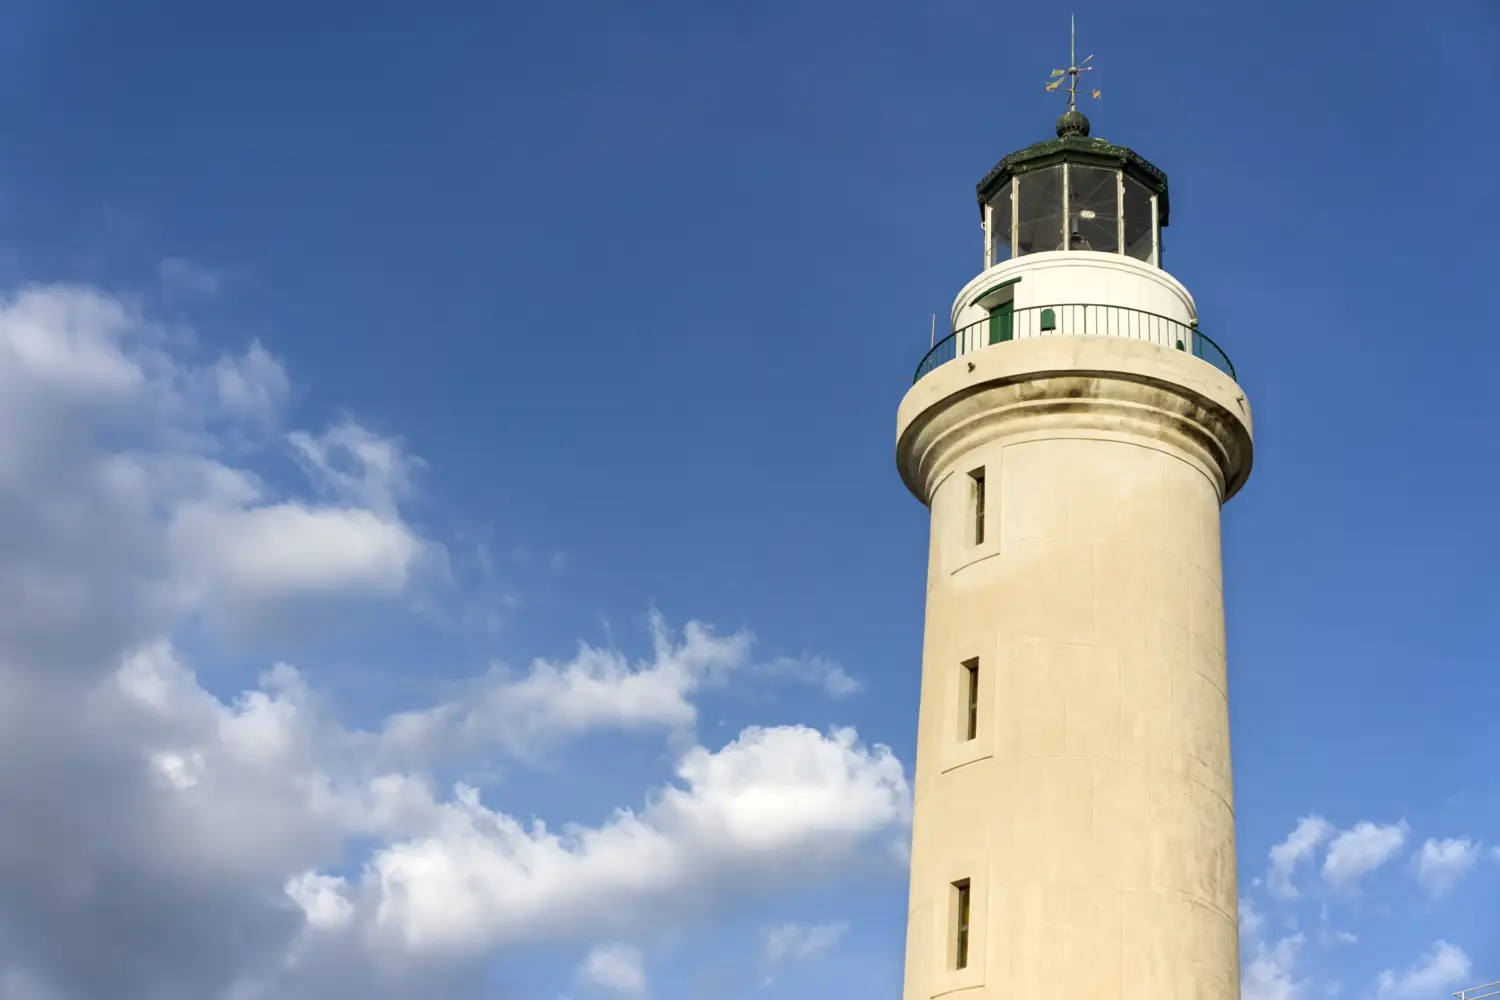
(755, 656, 863, 697)
(579, 945, 646, 996)
(159, 257, 228, 297)
(1375, 942, 1472, 1000)
(289, 420, 417, 520)
(212, 341, 288, 426)
(1267, 816, 1410, 896)
(0, 284, 430, 644)
(357, 724, 908, 956)
(764, 921, 848, 966)
(285, 873, 354, 931)
(1238, 899, 1265, 941)
(1322, 821, 1408, 890)
(380, 612, 752, 760)
(1242, 932, 1307, 1000)
(1414, 837, 1481, 895)
(0, 281, 910, 999)
(107, 626, 903, 971)
(170, 502, 422, 606)
(380, 616, 866, 762)
(1268, 816, 1333, 899)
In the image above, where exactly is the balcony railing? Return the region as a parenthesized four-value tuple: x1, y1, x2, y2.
(912, 303, 1236, 384)
(1456, 983, 1500, 1000)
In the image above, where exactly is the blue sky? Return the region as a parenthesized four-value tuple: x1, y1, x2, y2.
(0, 1, 1494, 998)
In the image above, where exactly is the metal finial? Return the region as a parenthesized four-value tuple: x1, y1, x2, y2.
(1044, 14, 1102, 113)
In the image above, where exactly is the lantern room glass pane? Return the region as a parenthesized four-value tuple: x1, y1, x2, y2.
(989, 181, 1012, 263)
(1068, 165, 1120, 253)
(1016, 166, 1063, 255)
(1124, 176, 1154, 262)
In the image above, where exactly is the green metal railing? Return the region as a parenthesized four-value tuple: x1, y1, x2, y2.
(912, 303, 1235, 383)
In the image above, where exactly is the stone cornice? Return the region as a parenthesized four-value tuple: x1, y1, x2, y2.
(896, 338, 1252, 505)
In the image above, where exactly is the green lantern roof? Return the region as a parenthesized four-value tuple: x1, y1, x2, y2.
(975, 110, 1171, 225)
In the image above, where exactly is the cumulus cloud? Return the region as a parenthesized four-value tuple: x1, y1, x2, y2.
(16, 629, 906, 998)
(285, 873, 356, 931)
(1268, 816, 1333, 899)
(353, 725, 908, 956)
(1413, 837, 1481, 896)
(0, 284, 428, 645)
(1322, 821, 1408, 890)
(0, 282, 907, 999)
(1375, 942, 1472, 1000)
(171, 502, 422, 610)
(0, 636, 351, 1000)
(1247, 812, 1416, 1000)
(579, 945, 646, 996)
(1267, 816, 1409, 896)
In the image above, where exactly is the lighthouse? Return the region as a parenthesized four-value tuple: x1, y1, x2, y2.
(893, 45, 1254, 1000)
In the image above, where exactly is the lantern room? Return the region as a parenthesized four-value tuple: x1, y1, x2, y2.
(976, 109, 1169, 268)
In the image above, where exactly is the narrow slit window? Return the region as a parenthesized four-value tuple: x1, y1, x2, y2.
(969, 468, 986, 546)
(953, 879, 972, 970)
(961, 658, 979, 741)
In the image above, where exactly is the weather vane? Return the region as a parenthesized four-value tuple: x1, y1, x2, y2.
(1045, 14, 1101, 111)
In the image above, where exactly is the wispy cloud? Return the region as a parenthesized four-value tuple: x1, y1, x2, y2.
(1242, 931, 1307, 1000)
(579, 944, 646, 996)
(159, 256, 230, 297)
(760, 921, 849, 986)
(1239, 898, 1265, 940)
(379, 612, 753, 760)
(753, 656, 863, 697)
(1322, 820, 1408, 890)
(1413, 837, 1481, 896)
(1375, 942, 1471, 1000)
(378, 617, 870, 763)
(763, 921, 848, 967)
(1269, 816, 1333, 898)
(1315, 904, 1357, 946)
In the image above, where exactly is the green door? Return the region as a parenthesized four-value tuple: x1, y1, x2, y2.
(988, 301, 1014, 344)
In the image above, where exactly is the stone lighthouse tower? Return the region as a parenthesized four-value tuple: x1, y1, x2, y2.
(894, 60, 1254, 1000)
